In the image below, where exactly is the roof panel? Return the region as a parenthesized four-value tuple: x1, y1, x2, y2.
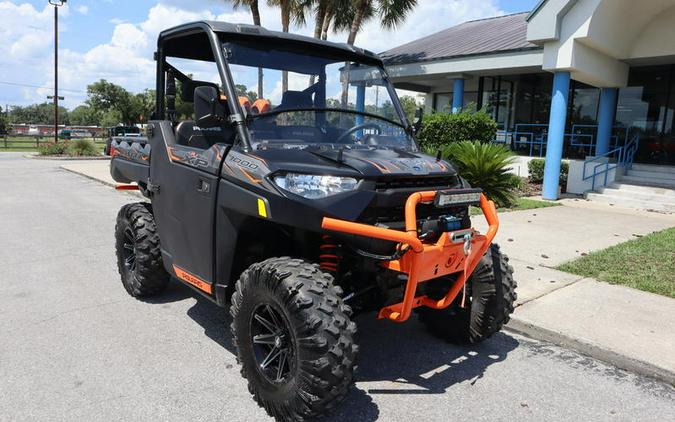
(380, 12, 541, 65)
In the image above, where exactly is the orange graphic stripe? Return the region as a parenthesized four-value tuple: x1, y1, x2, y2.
(173, 265, 213, 294)
(239, 168, 262, 184)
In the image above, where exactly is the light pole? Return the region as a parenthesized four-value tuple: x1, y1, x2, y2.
(49, 0, 67, 143)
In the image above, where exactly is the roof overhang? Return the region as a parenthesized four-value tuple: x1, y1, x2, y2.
(386, 49, 544, 81)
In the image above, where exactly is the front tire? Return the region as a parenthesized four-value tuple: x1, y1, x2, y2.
(114, 202, 169, 297)
(418, 243, 517, 343)
(230, 258, 357, 421)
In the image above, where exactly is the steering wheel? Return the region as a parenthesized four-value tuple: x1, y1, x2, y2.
(335, 122, 382, 144)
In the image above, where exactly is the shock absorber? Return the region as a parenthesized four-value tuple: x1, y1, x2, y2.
(319, 234, 341, 273)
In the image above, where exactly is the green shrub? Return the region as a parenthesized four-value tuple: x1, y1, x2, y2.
(69, 139, 99, 156)
(417, 108, 498, 150)
(38, 141, 70, 156)
(528, 158, 568, 186)
(442, 141, 518, 207)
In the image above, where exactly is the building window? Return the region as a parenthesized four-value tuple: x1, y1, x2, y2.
(433, 91, 478, 113)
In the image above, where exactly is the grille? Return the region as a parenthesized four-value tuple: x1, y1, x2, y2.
(374, 176, 460, 191)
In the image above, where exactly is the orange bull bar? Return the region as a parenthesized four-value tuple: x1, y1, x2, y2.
(321, 192, 499, 323)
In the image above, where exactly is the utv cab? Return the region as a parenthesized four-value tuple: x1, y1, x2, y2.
(110, 21, 516, 421)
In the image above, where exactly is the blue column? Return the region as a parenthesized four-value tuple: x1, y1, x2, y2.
(452, 78, 464, 113)
(595, 87, 618, 156)
(355, 84, 365, 126)
(542, 71, 571, 200)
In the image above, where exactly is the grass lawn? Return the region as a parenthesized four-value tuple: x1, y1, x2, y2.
(470, 197, 560, 215)
(558, 227, 675, 298)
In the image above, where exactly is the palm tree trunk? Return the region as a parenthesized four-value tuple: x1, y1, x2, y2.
(313, 1, 326, 38)
(310, 1, 327, 86)
(347, 1, 368, 45)
(250, 1, 264, 98)
(281, 7, 290, 94)
(341, 1, 368, 107)
(321, 8, 331, 40)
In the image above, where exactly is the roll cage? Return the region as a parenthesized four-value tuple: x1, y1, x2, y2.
(153, 20, 412, 152)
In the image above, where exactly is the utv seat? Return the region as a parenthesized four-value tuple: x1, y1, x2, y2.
(276, 90, 313, 110)
(175, 120, 235, 149)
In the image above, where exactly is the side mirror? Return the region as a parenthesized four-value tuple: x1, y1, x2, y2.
(412, 107, 424, 135)
(194, 86, 226, 128)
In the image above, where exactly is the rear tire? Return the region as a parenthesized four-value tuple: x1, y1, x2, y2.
(418, 243, 516, 343)
(114, 202, 169, 297)
(230, 257, 357, 421)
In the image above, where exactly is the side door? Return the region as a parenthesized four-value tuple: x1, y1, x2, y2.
(148, 120, 229, 296)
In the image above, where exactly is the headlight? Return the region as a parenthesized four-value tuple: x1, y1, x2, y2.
(273, 173, 359, 199)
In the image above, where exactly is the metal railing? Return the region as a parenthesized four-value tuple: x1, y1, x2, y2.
(494, 124, 630, 159)
(582, 133, 640, 191)
(0, 134, 106, 150)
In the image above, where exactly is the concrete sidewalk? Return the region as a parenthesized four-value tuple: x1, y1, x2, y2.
(60, 160, 118, 187)
(59, 160, 675, 384)
(473, 201, 675, 384)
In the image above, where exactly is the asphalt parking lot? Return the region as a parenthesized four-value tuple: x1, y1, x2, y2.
(1, 153, 674, 421)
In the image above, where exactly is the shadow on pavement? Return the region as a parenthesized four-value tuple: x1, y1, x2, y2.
(152, 281, 518, 421)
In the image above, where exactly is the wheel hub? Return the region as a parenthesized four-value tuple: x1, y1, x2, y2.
(250, 303, 294, 383)
(122, 227, 137, 272)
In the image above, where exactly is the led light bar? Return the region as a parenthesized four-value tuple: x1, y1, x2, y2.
(434, 188, 483, 208)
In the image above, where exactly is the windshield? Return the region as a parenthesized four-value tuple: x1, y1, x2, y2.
(224, 41, 416, 151)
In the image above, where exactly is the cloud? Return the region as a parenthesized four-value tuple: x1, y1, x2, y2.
(337, 0, 505, 53)
(1, 0, 504, 108)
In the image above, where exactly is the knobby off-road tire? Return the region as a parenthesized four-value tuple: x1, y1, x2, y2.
(114, 202, 169, 297)
(418, 243, 517, 343)
(230, 258, 357, 421)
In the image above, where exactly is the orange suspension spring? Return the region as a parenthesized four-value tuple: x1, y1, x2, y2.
(319, 234, 341, 272)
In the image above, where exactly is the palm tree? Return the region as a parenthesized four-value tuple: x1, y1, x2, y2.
(347, 0, 418, 45)
(268, 0, 308, 93)
(338, 0, 416, 106)
(227, 0, 264, 97)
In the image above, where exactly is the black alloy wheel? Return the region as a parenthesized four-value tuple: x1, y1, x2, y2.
(249, 303, 295, 383)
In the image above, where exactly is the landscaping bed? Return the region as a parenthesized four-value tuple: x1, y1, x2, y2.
(557, 227, 675, 298)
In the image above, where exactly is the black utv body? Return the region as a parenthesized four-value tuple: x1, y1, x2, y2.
(111, 21, 516, 421)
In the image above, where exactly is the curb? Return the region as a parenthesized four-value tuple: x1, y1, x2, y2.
(505, 317, 675, 386)
(60, 166, 143, 198)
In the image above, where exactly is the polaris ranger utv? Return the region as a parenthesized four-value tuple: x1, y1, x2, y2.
(111, 21, 516, 421)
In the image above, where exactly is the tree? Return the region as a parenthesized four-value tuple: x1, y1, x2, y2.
(227, 0, 264, 97)
(267, 0, 308, 93)
(235, 84, 258, 101)
(0, 106, 7, 134)
(346, 0, 418, 45)
(69, 105, 99, 126)
(8, 103, 69, 125)
(133, 89, 156, 124)
(100, 109, 123, 129)
(398, 95, 419, 123)
(86, 80, 136, 124)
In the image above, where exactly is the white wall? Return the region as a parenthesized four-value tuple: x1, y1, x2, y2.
(566, 158, 623, 194)
(528, 0, 675, 88)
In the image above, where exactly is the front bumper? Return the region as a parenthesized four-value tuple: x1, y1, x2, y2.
(322, 191, 499, 322)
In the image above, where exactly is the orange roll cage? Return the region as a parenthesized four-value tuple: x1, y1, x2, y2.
(322, 191, 499, 323)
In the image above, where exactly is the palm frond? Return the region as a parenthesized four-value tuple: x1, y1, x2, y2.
(442, 141, 519, 207)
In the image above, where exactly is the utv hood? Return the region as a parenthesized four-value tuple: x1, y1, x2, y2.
(251, 147, 458, 179)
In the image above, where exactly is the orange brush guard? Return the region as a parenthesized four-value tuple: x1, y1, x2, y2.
(322, 192, 499, 322)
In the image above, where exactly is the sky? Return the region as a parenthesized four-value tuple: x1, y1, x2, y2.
(0, 0, 539, 109)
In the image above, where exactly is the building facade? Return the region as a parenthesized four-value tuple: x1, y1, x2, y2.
(381, 0, 675, 200)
